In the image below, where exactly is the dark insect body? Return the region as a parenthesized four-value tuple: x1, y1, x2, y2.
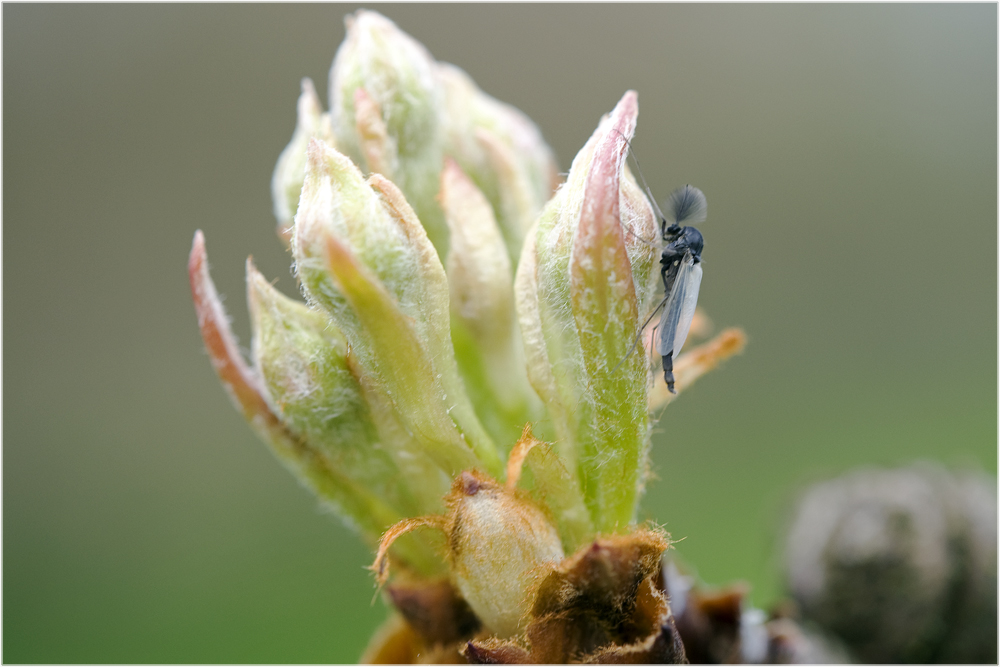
(611, 130, 707, 394)
(654, 185, 706, 394)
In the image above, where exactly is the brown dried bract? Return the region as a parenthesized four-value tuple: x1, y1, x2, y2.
(465, 530, 686, 664)
(464, 638, 533, 664)
(362, 612, 469, 665)
(388, 578, 482, 646)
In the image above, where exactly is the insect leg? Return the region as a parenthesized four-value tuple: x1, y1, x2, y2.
(662, 351, 676, 395)
(611, 296, 668, 374)
(649, 322, 660, 387)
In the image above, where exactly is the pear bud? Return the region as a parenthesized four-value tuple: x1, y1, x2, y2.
(440, 160, 541, 448)
(514, 91, 658, 533)
(272, 78, 330, 239)
(330, 10, 447, 252)
(446, 471, 564, 638)
(293, 138, 502, 479)
(438, 63, 559, 264)
(786, 464, 998, 663)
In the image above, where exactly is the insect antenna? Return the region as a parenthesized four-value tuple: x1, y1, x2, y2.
(665, 184, 707, 226)
(611, 128, 668, 245)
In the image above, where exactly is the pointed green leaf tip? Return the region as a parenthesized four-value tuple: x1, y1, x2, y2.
(515, 91, 660, 532)
(330, 9, 447, 252)
(293, 139, 502, 479)
(192, 233, 442, 574)
(440, 160, 542, 450)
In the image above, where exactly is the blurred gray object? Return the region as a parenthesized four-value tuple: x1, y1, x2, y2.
(785, 463, 997, 663)
(663, 559, 850, 664)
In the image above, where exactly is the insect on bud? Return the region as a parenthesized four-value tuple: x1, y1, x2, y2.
(446, 471, 564, 639)
(193, 11, 752, 662)
(514, 91, 658, 534)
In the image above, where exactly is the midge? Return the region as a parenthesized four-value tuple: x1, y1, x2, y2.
(653, 185, 706, 394)
(613, 131, 707, 394)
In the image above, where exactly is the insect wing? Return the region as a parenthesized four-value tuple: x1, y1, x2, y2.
(672, 260, 703, 358)
(655, 253, 703, 359)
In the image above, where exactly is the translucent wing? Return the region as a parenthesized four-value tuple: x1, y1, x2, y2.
(656, 253, 703, 360)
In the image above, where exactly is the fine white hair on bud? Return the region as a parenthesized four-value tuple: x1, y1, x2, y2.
(446, 471, 564, 639)
(272, 78, 329, 240)
(437, 63, 559, 265)
(514, 91, 659, 533)
(192, 10, 754, 661)
(440, 159, 542, 448)
(246, 260, 441, 525)
(292, 138, 503, 479)
(330, 10, 448, 253)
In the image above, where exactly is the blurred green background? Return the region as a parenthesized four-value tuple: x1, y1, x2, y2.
(4, 4, 995, 663)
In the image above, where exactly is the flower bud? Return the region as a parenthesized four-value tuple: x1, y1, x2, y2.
(514, 91, 659, 533)
(446, 471, 564, 638)
(191, 233, 447, 573)
(330, 10, 447, 252)
(194, 13, 752, 661)
(438, 63, 559, 264)
(293, 138, 502, 479)
(271, 78, 330, 240)
(440, 160, 541, 447)
(247, 259, 451, 525)
(440, 159, 514, 350)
